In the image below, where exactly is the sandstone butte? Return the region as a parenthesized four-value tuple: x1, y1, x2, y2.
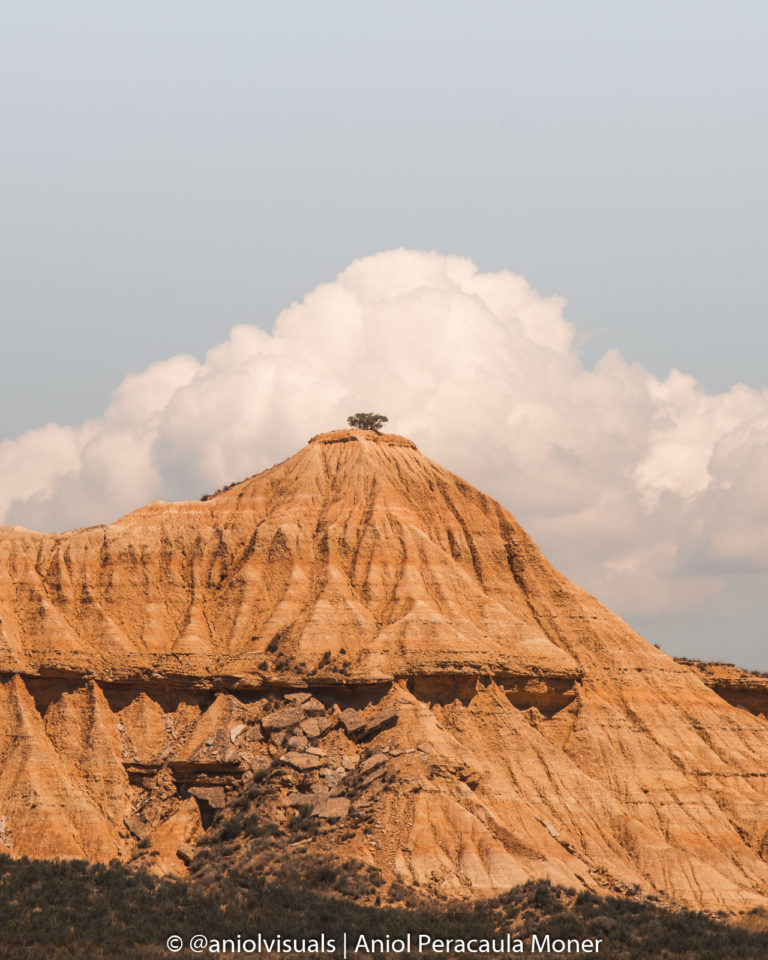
(1, 428, 767, 914)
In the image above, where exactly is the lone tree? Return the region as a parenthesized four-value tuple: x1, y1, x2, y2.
(347, 412, 388, 433)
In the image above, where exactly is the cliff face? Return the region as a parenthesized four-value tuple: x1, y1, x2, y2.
(1, 429, 767, 912)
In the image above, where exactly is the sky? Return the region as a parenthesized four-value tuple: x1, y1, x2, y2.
(1, 2, 767, 668)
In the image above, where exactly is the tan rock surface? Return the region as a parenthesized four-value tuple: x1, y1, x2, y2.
(0, 428, 766, 911)
(678, 658, 768, 718)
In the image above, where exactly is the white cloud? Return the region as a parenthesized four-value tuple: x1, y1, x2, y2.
(2, 249, 767, 660)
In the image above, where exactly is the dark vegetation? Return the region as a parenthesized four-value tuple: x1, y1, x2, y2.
(0, 854, 766, 959)
(347, 413, 388, 433)
(200, 479, 241, 502)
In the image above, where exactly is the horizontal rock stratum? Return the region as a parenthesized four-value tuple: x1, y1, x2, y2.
(0, 428, 767, 912)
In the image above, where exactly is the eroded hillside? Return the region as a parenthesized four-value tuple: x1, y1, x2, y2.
(1, 430, 767, 915)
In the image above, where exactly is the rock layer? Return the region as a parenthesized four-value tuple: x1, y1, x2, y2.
(679, 658, 768, 719)
(0, 429, 767, 912)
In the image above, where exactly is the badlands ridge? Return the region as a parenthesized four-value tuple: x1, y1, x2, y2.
(0, 429, 767, 913)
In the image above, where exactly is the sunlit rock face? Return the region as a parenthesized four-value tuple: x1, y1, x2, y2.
(1, 429, 767, 913)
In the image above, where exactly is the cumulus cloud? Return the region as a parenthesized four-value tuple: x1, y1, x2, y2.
(2, 250, 767, 661)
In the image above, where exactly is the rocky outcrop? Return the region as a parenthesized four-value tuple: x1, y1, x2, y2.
(0, 429, 767, 914)
(677, 659, 768, 718)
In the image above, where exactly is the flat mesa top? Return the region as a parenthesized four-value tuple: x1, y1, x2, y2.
(308, 429, 417, 449)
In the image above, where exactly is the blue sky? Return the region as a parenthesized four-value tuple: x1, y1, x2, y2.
(1, 2, 767, 666)
(2, 1, 766, 438)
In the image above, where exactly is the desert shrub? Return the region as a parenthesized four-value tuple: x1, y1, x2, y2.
(217, 814, 243, 841)
(0, 854, 766, 959)
(241, 815, 280, 839)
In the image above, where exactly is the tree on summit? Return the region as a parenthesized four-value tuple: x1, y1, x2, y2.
(347, 413, 388, 433)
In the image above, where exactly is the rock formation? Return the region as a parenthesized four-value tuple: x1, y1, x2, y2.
(1, 428, 767, 912)
(679, 658, 768, 719)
